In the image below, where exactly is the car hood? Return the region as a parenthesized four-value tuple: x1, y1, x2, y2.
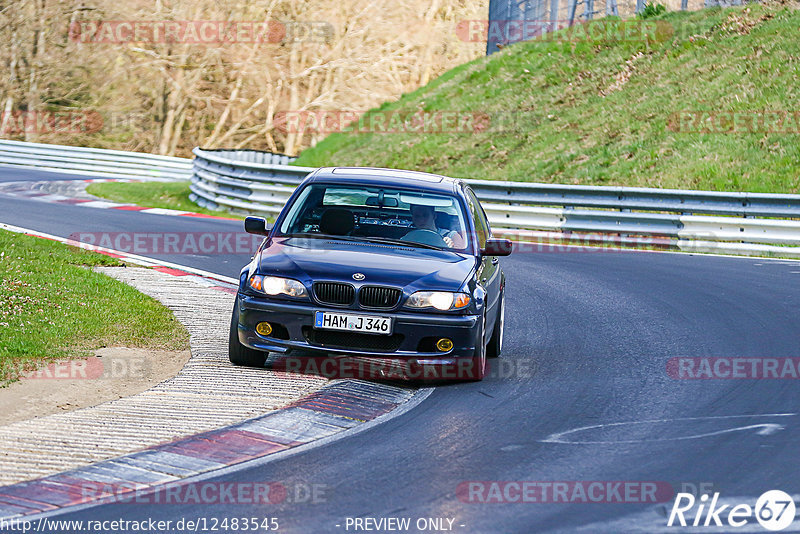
(257, 237, 475, 291)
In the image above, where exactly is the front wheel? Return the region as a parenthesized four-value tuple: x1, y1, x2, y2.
(228, 298, 267, 367)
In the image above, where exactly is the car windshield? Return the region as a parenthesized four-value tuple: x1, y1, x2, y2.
(277, 183, 471, 252)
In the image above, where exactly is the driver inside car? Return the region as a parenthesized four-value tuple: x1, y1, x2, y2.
(407, 204, 465, 248)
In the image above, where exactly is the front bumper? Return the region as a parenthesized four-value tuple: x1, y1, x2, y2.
(237, 294, 480, 360)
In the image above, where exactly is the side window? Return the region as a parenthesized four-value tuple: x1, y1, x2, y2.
(466, 188, 489, 249)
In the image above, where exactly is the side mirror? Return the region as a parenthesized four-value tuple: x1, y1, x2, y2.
(244, 216, 270, 236)
(481, 238, 513, 257)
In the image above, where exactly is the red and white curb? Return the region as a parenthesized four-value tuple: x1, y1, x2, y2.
(0, 179, 238, 221)
(0, 381, 426, 520)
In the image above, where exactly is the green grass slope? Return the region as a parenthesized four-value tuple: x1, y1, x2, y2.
(0, 230, 189, 384)
(295, 4, 800, 193)
(86, 181, 243, 219)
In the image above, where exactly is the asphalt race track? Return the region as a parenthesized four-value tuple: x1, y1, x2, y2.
(2, 166, 799, 533)
(0, 167, 249, 277)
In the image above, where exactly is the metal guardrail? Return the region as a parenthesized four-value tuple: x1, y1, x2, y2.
(191, 147, 800, 257)
(0, 140, 800, 257)
(0, 139, 192, 180)
(0, 142, 795, 257)
(190, 147, 310, 214)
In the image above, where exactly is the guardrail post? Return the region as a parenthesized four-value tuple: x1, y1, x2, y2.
(550, 0, 560, 32)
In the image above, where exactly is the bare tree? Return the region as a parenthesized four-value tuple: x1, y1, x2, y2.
(1, 0, 488, 155)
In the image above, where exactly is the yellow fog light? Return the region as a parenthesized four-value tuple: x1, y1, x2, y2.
(256, 322, 273, 336)
(436, 338, 453, 352)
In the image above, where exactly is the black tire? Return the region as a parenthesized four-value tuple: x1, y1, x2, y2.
(466, 313, 487, 381)
(228, 298, 267, 367)
(487, 290, 505, 359)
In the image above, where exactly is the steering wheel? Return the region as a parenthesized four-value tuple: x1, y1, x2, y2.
(402, 229, 447, 247)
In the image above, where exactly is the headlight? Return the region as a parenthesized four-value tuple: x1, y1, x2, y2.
(406, 291, 471, 311)
(249, 275, 307, 298)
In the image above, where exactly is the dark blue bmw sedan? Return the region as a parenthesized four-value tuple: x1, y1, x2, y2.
(229, 167, 511, 381)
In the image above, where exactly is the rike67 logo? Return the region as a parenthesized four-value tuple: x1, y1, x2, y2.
(668, 490, 796, 531)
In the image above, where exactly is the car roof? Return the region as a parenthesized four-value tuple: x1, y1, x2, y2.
(307, 167, 463, 194)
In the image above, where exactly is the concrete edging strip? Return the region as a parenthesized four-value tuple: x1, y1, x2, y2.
(0, 381, 425, 520)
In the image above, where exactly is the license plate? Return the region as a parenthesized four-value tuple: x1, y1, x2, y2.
(314, 311, 392, 335)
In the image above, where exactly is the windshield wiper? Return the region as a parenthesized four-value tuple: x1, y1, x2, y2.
(286, 232, 359, 242)
(359, 236, 443, 250)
